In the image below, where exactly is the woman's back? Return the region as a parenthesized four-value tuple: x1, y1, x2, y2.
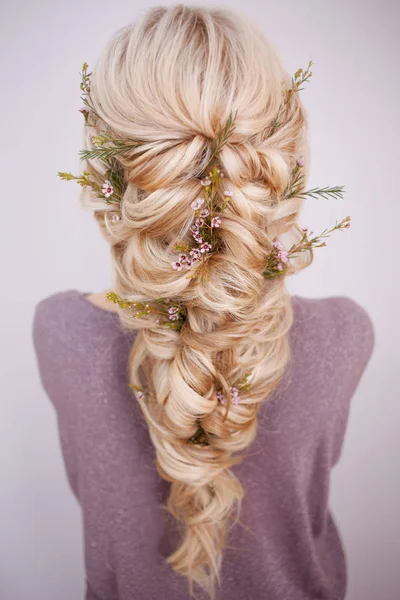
(33, 290, 374, 600)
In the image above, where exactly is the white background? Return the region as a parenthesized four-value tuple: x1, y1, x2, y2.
(1, 0, 399, 598)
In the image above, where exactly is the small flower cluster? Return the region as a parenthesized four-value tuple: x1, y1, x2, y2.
(172, 245, 211, 272)
(264, 216, 351, 279)
(216, 372, 252, 407)
(106, 292, 186, 330)
(171, 167, 233, 277)
(216, 387, 240, 406)
(271, 240, 289, 272)
(188, 373, 252, 446)
(58, 168, 124, 207)
(128, 383, 149, 404)
(164, 305, 181, 322)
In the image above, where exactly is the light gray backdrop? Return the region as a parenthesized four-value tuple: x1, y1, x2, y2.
(1, 0, 399, 598)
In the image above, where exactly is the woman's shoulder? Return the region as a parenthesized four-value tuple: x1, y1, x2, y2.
(33, 289, 120, 335)
(32, 290, 136, 405)
(32, 289, 129, 369)
(34, 288, 116, 319)
(292, 293, 374, 327)
(291, 294, 375, 368)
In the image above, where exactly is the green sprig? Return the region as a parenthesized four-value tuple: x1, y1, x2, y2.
(292, 216, 351, 254)
(269, 61, 313, 136)
(284, 161, 345, 201)
(80, 62, 91, 97)
(286, 61, 313, 101)
(188, 419, 210, 446)
(237, 371, 252, 392)
(205, 112, 237, 171)
(106, 291, 187, 330)
(289, 184, 345, 201)
(57, 169, 122, 205)
(106, 291, 154, 317)
(79, 62, 99, 125)
(173, 242, 192, 254)
(79, 135, 139, 162)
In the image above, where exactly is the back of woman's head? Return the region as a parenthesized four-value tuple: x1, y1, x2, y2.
(79, 4, 309, 598)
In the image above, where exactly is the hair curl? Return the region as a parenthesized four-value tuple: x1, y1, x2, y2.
(81, 5, 311, 598)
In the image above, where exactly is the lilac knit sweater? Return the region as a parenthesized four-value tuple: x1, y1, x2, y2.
(32, 290, 374, 600)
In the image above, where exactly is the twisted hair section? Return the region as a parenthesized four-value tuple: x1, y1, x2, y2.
(81, 5, 310, 598)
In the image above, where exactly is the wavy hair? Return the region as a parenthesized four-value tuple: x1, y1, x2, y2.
(80, 5, 310, 598)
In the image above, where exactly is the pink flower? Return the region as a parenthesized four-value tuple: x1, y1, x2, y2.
(230, 387, 240, 406)
(136, 390, 144, 400)
(169, 313, 179, 321)
(102, 179, 114, 198)
(111, 214, 120, 223)
(190, 218, 204, 242)
(168, 306, 179, 314)
(211, 216, 221, 228)
(172, 260, 183, 271)
(190, 197, 205, 210)
(200, 178, 212, 186)
(217, 387, 240, 406)
(200, 242, 212, 253)
(272, 239, 289, 270)
(189, 248, 202, 259)
(217, 391, 226, 404)
(297, 158, 304, 167)
(178, 253, 188, 264)
(302, 226, 309, 233)
(279, 250, 289, 264)
(184, 259, 193, 269)
(199, 208, 210, 218)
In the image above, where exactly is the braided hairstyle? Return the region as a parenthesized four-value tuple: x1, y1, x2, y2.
(81, 5, 310, 598)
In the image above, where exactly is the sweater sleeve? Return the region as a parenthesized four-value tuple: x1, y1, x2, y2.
(329, 297, 375, 466)
(86, 583, 105, 600)
(32, 292, 126, 600)
(32, 296, 81, 499)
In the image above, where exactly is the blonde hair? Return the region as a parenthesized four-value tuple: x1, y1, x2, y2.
(81, 5, 310, 598)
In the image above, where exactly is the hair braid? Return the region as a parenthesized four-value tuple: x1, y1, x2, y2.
(80, 5, 309, 598)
